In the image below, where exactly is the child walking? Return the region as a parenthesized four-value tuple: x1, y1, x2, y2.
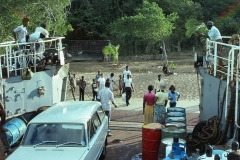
(92, 79, 98, 101)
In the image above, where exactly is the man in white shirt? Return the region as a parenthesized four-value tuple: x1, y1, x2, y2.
(97, 81, 117, 136)
(124, 74, 134, 106)
(12, 17, 29, 49)
(98, 73, 106, 91)
(35, 22, 49, 37)
(20, 32, 47, 43)
(123, 65, 131, 81)
(107, 73, 115, 92)
(123, 65, 131, 93)
(154, 74, 165, 94)
(199, 21, 223, 66)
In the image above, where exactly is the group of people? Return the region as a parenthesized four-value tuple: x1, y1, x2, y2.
(69, 65, 134, 136)
(143, 74, 180, 125)
(12, 17, 49, 50)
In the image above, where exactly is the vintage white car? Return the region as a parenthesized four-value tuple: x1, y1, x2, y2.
(7, 101, 108, 160)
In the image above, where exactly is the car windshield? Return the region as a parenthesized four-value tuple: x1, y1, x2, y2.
(22, 123, 85, 147)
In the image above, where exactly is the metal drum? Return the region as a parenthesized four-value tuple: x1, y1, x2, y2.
(142, 123, 164, 160)
(167, 112, 185, 117)
(159, 138, 186, 158)
(166, 116, 186, 124)
(162, 126, 186, 140)
(167, 107, 185, 113)
(165, 122, 186, 130)
(4, 118, 27, 146)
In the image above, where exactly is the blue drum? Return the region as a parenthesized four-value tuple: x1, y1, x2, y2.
(166, 116, 186, 123)
(167, 107, 185, 113)
(167, 112, 185, 117)
(4, 118, 27, 146)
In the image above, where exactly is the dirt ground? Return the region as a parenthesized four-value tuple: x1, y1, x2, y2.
(66, 54, 200, 101)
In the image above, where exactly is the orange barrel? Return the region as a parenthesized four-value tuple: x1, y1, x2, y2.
(142, 123, 164, 160)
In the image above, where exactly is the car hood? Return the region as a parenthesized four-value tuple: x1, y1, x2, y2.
(7, 146, 88, 160)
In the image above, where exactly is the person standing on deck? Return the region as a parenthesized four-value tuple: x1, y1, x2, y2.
(12, 17, 29, 49)
(198, 21, 224, 66)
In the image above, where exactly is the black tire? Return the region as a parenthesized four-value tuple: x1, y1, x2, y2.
(100, 139, 107, 160)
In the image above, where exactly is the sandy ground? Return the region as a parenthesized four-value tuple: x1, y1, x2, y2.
(66, 59, 200, 101)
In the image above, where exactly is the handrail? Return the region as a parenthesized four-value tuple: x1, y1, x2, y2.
(0, 37, 65, 79)
(205, 37, 240, 119)
(235, 53, 240, 128)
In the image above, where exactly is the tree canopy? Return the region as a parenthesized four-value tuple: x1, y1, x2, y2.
(1, 0, 240, 54)
(0, 0, 72, 42)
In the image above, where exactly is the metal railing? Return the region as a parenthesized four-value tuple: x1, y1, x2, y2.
(205, 36, 240, 119)
(0, 37, 65, 79)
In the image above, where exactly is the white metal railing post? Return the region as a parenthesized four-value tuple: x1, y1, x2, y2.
(0, 56, 2, 79)
(213, 42, 217, 77)
(231, 49, 234, 81)
(235, 53, 240, 129)
(34, 44, 36, 73)
(5, 46, 9, 78)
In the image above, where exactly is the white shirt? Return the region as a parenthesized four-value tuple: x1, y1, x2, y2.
(98, 77, 106, 85)
(124, 78, 132, 87)
(208, 26, 222, 41)
(154, 79, 165, 92)
(20, 32, 41, 43)
(97, 88, 115, 111)
(13, 25, 28, 41)
(35, 27, 49, 38)
(123, 70, 131, 81)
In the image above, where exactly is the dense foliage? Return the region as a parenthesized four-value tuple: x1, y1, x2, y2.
(1, 0, 240, 54)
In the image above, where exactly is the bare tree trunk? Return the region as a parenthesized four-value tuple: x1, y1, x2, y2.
(177, 41, 181, 52)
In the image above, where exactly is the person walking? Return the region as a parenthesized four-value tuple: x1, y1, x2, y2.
(95, 70, 101, 85)
(154, 83, 168, 124)
(98, 73, 106, 91)
(124, 74, 134, 106)
(168, 85, 180, 107)
(198, 21, 224, 66)
(123, 65, 131, 93)
(107, 73, 116, 92)
(78, 76, 86, 101)
(91, 79, 98, 101)
(97, 81, 117, 136)
(154, 74, 165, 94)
(143, 85, 155, 125)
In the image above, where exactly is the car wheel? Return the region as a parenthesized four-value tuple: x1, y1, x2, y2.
(100, 139, 107, 160)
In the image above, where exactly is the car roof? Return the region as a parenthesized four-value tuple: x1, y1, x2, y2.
(29, 101, 102, 124)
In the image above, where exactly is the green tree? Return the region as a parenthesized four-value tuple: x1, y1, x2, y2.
(0, 0, 72, 42)
(102, 44, 120, 64)
(110, 1, 177, 51)
(150, 0, 203, 51)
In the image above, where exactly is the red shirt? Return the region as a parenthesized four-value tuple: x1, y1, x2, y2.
(143, 92, 155, 106)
